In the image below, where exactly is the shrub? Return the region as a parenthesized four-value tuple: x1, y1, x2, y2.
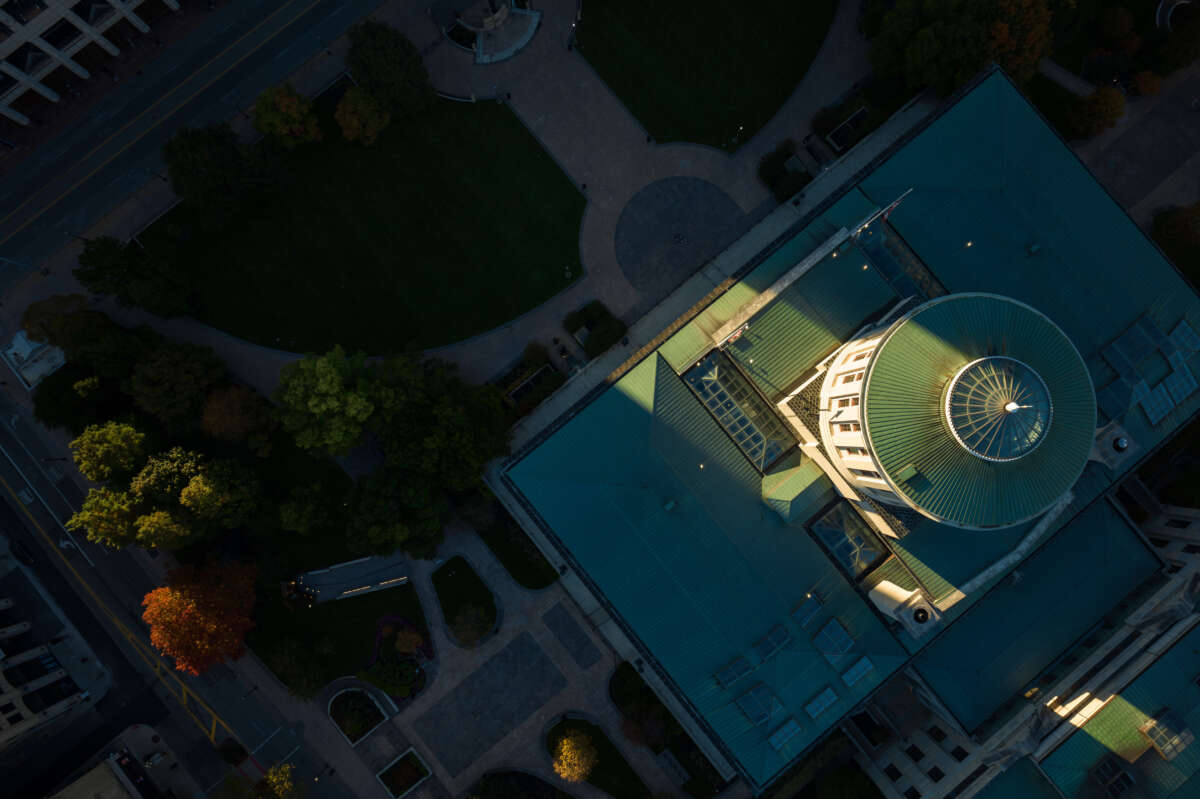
(1065, 86, 1125, 138)
(563, 300, 627, 359)
(329, 690, 383, 742)
(452, 605, 493, 646)
(553, 728, 599, 783)
(394, 628, 424, 655)
(359, 657, 419, 697)
(1133, 70, 1163, 96)
(335, 86, 391, 145)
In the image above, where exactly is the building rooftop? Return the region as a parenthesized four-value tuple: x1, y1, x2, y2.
(1040, 622, 1200, 798)
(504, 68, 1200, 790)
(912, 499, 1159, 733)
(973, 757, 1061, 799)
(862, 294, 1096, 529)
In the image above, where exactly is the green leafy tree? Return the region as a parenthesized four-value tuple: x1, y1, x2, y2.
(252, 84, 322, 148)
(70, 421, 147, 483)
(374, 358, 510, 491)
(1065, 85, 1125, 138)
(163, 124, 285, 227)
(67, 487, 139, 548)
(127, 341, 226, 429)
(279, 482, 338, 535)
(180, 460, 261, 529)
(273, 346, 376, 454)
(345, 471, 446, 557)
(346, 21, 434, 115)
(335, 86, 391, 145)
(21, 296, 150, 379)
(134, 509, 195, 549)
(1158, 7, 1200, 73)
(131, 447, 204, 506)
(34, 365, 129, 435)
(75, 236, 191, 317)
(201, 385, 275, 456)
(871, 0, 1052, 94)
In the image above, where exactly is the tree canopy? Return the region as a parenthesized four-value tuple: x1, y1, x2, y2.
(552, 729, 598, 783)
(67, 487, 139, 548)
(127, 341, 226, 429)
(131, 447, 205, 506)
(162, 124, 285, 226)
(273, 346, 376, 455)
(180, 460, 261, 529)
(134, 509, 195, 550)
(345, 471, 446, 557)
(1065, 85, 1125, 138)
(70, 421, 147, 483)
(870, 0, 1052, 94)
(253, 84, 323, 148)
(75, 236, 191, 317)
(142, 562, 257, 675)
(335, 86, 391, 145)
(346, 21, 434, 115)
(202, 385, 275, 456)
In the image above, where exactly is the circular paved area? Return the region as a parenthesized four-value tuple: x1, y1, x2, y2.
(615, 177, 748, 301)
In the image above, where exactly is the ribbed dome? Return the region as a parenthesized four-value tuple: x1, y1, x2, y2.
(945, 357, 1053, 462)
(862, 294, 1095, 529)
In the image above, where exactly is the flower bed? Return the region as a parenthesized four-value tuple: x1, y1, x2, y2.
(329, 689, 384, 744)
(378, 749, 430, 798)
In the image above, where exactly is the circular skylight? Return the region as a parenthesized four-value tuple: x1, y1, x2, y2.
(944, 356, 1053, 462)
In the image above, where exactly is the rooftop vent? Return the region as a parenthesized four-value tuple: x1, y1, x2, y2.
(868, 580, 940, 638)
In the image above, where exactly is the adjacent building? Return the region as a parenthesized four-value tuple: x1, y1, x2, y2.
(0, 531, 109, 755)
(0, 0, 179, 126)
(495, 68, 1200, 798)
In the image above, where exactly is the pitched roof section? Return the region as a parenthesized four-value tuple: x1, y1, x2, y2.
(726, 245, 897, 401)
(863, 294, 1096, 529)
(509, 353, 907, 788)
(912, 500, 1159, 733)
(1042, 621, 1200, 798)
(761, 456, 835, 524)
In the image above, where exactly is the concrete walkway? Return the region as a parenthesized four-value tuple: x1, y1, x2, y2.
(389, 519, 682, 798)
(13, 0, 872, 390)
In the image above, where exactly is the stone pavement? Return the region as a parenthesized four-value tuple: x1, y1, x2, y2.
(386, 520, 688, 798)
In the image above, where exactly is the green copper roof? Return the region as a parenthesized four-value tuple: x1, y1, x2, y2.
(761, 456, 835, 523)
(1041, 622, 1200, 798)
(912, 499, 1159, 732)
(863, 294, 1096, 529)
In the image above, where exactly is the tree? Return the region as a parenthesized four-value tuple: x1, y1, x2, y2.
(345, 471, 446, 557)
(1158, 6, 1200, 73)
(21, 296, 150, 380)
(335, 86, 391, 145)
(346, 21, 434, 115)
(273, 346, 376, 454)
(75, 236, 191, 317)
(552, 728, 598, 783)
(257, 764, 303, 799)
(180, 460, 261, 529)
(127, 341, 226, 429)
(163, 125, 284, 227)
(393, 628, 423, 655)
(871, 0, 1051, 94)
(70, 421, 147, 483)
(67, 487, 139, 548)
(374, 358, 510, 491)
(1133, 70, 1163, 96)
(1065, 85, 1125, 138)
(141, 562, 256, 675)
(253, 84, 322, 148)
(279, 482, 338, 535)
(34, 365, 126, 434)
(131, 447, 204, 506)
(134, 509, 195, 549)
(201, 385, 275, 456)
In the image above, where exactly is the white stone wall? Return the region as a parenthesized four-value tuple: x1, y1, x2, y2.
(0, 0, 178, 124)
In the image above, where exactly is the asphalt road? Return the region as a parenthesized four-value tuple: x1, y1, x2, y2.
(0, 0, 386, 284)
(0, 398, 355, 798)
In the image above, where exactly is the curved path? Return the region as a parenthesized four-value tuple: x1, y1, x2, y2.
(11, 0, 870, 394)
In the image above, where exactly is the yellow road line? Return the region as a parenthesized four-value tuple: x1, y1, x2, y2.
(0, 468, 240, 745)
(0, 0, 322, 244)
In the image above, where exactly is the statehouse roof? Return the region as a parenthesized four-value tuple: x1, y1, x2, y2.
(505, 68, 1200, 790)
(1041, 622, 1200, 798)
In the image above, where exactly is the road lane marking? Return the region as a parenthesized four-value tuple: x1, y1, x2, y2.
(0, 0, 322, 245)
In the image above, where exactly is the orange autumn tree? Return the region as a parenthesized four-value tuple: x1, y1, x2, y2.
(142, 562, 257, 675)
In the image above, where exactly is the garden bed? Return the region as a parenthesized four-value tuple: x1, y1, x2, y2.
(472, 495, 558, 590)
(497, 344, 568, 418)
(812, 77, 914, 155)
(329, 689, 385, 744)
(252, 582, 430, 698)
(609, 663, 725, 798)
(546, 718, 651, 798)
(432, 556, 498, 646)
(378, 749, 430, 798)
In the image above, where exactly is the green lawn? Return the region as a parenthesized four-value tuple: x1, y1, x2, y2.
(250, 581, 429, 697)
(143, 94, 584, 353)
(546, 718, 651, 799)
(431, 555, 497, 644)
(577, 0, 837, 149)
